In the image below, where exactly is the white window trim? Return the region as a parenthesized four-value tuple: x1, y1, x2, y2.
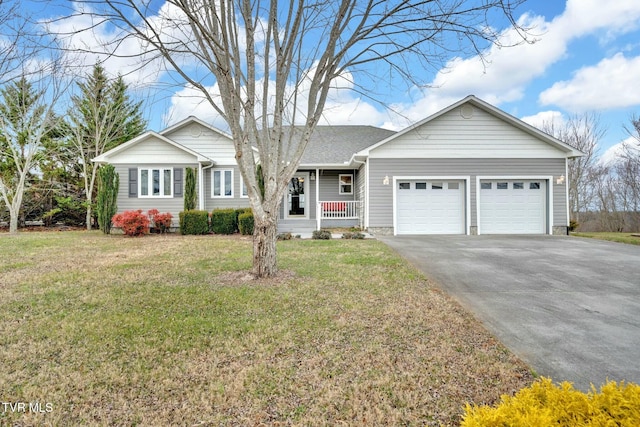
(239, 175, 249, 198)
(339, 174, 353, 195)
(139, 167, 173, 198)
(212, 169, 234, 198)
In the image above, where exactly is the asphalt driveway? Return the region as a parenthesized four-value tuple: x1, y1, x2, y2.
(379, 235, 640, 391)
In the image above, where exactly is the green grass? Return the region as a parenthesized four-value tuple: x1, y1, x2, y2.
(572, 232, 640, 245)
(0, 231, 533, 426)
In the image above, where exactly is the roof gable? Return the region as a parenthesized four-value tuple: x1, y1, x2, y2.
(92, 131, 210, 164)
(360, 96, 584, 159)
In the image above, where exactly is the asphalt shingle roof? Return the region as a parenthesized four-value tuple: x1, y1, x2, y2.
(292, 125, 395, 165)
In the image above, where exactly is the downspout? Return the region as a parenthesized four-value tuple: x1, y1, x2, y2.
(200, 160, 215, 211)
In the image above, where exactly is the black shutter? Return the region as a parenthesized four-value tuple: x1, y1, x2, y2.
(128, 168, 137, 198)
(174, 167, 183, 197)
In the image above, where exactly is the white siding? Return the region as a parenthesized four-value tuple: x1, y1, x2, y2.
(164, 123, 237, 163)
(370, 106, 566, 159)
(108, 136, 198, 164)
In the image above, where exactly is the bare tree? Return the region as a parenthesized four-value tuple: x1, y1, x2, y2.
(0, 72, 66, 234)
(542, 114, 604, 224)
(67, 0, 528, 277)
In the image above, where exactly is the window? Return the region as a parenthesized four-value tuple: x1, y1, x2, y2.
(530, 182, 541, 190)
(513, 182, 524, 189)
(240, 176, 248, 198)
(481, 182, 492, 190)
(431, 182, 443, 190)
(497, 182, 508, 190)
(139, 168, 172, 197)
(339, 174, 353, 195)
(448, 182, 459, 190)
(399, 182, 410, 190)
(213, 169, 233, 197)
(415, 182, 427, 190)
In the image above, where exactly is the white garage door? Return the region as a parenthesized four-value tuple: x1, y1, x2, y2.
(479, 180, 546, 234)
(396, 180, 465, 234)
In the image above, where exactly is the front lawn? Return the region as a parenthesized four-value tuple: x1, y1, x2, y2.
(0, 232, 533, 426)
(572, 232, 640, 246)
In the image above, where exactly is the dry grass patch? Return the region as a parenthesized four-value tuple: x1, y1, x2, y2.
(572, 231, 640, 246)
(0, 231, 533, 426)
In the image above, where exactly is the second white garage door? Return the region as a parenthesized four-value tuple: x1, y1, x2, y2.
(396, 180, 465, 234)
(479, 179, 547, 234)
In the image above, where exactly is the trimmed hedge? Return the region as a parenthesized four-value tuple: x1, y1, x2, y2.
(211, 208, 237, 234)
(462, 377, 640, 426)
(238, 211, 254, 235)
(179, 210, 209, 235)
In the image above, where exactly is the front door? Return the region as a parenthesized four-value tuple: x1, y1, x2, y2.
(286, 173, 308, 219)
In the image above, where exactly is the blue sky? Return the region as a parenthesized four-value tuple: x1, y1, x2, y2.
(19, 0, 640, 161)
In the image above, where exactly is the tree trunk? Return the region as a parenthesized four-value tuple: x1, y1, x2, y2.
(252, 214, 278, 278)
(86, 203, 92, 231)
(9, 208, 18, 234)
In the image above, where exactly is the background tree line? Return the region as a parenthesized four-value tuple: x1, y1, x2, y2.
(545, 114, 640, 232)
(0, 62, 146, 233)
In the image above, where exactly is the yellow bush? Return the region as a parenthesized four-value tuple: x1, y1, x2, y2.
(462, 377, 640, 426)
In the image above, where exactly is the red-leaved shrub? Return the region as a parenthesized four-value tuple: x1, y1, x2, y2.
(112, 210, 150, 236)
(148, 209, 173, 233)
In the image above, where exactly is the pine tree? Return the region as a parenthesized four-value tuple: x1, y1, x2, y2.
(66, 63, 147, 230)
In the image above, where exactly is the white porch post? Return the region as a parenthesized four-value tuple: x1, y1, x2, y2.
(198, 163, 204, 210)
(316, 168, 320, 230)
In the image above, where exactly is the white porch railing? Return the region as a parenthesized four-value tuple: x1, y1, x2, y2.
(317, 201, 360, 230)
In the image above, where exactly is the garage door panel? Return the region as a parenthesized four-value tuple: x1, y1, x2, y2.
(396, 180, 465, 235)
(479, 180, 546, 234)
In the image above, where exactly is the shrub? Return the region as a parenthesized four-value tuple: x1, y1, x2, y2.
(277, 232, 292, 241)
(312, 230, 332, 240)
(148, 209, 173, 233)
(179, 210, 210, 235)
(342, 231, 365, 239)
(184, 167, 197, 211)
(96, 165, 119, 234)
(569, 220, 579, 232)
(462, 377, 640, 427)
(112, 210, 150, 237)
(211, 208, 237, 234)
(238, 211, 254, 235)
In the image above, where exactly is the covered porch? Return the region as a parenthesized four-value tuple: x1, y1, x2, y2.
(277, 168, 364, 234)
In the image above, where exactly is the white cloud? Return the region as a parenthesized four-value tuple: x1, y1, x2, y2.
(539, 54, 640, 111)
(520, 110, 566, 130)
(164, 66, 387, 130)
(600, 138, 632, 165)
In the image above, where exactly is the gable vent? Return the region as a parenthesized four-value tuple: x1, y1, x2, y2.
(460, 105, 474, 119)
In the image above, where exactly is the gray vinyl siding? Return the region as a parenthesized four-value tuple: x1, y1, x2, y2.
(204, 165, 251, 211)
(317, 170, 358, 202)
(114, 164, 199, 226)
(370, 106, 567, 159)
(368, 158, 567, 229)
(163, 123, 236, 162)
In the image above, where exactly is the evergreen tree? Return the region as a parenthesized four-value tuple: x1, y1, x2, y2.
(184, 167, 197, 211)
(96, 164, 119, 234)
(66, 63, 146, 230)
